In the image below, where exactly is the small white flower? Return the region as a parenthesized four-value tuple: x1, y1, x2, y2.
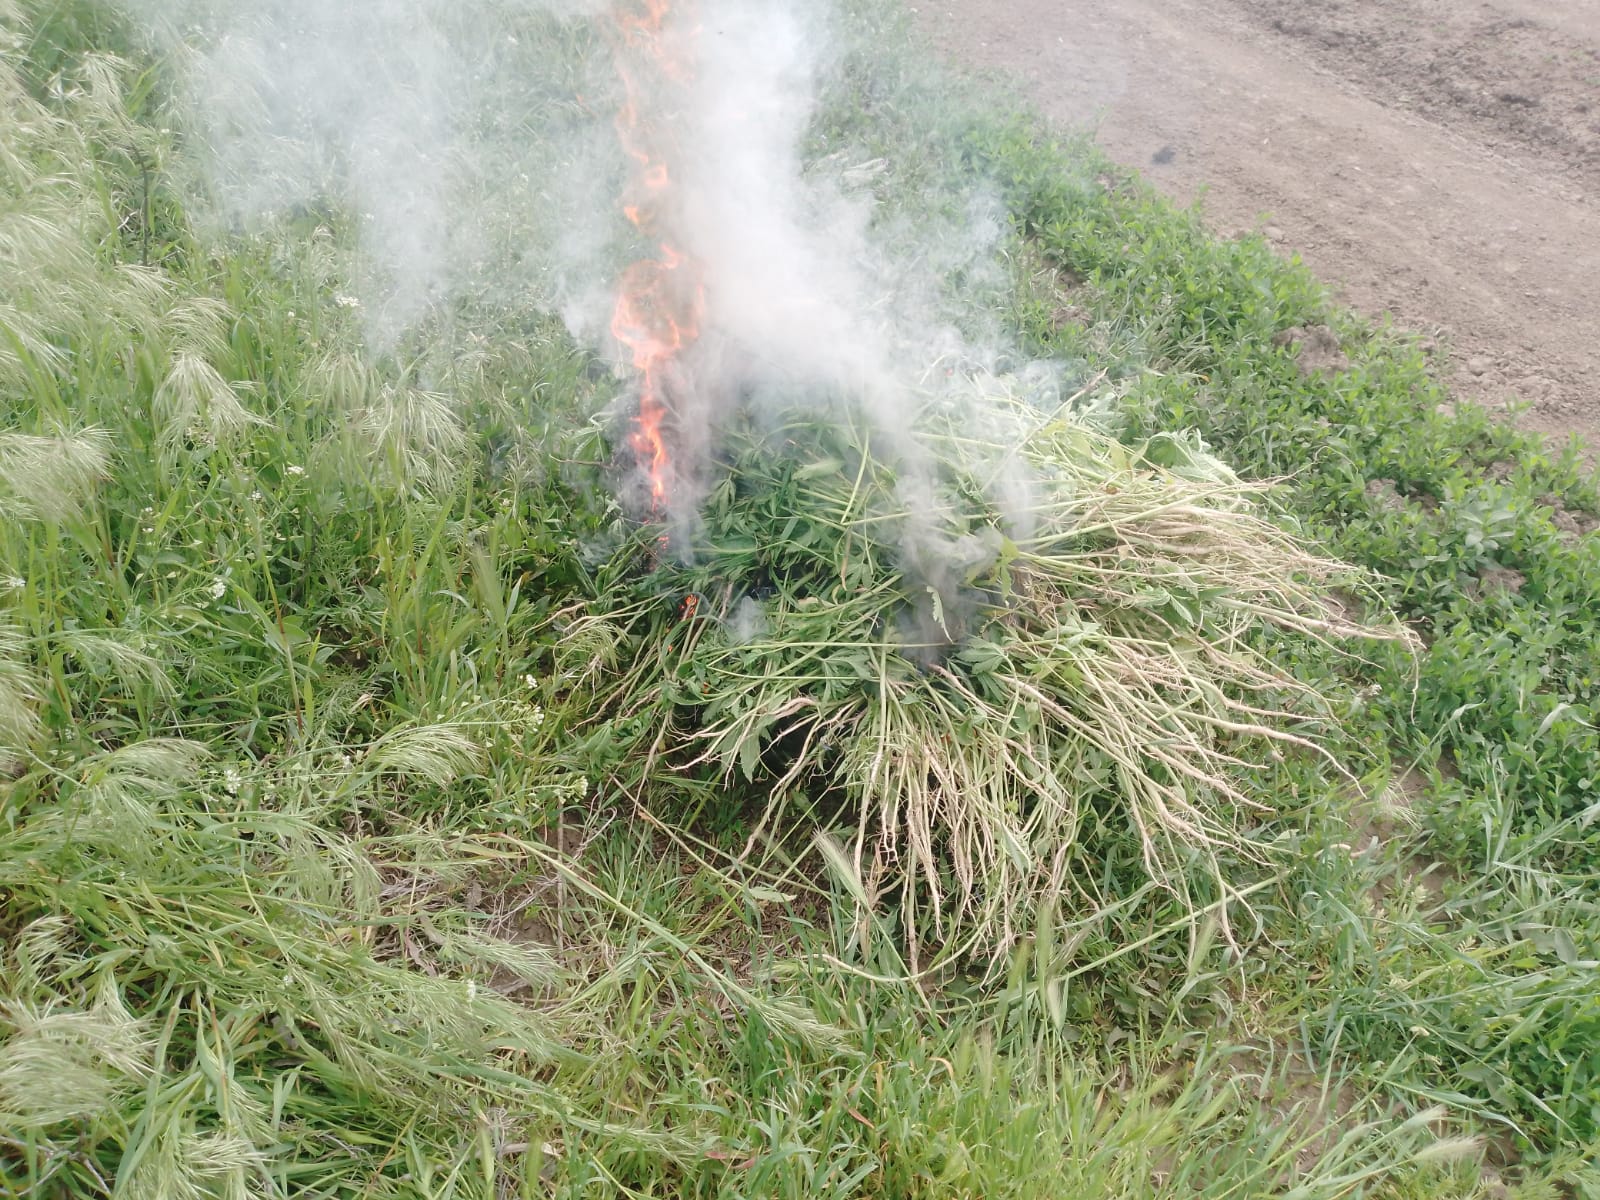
(286, 464, 306, 477)
(223, 767, 242, 795)
(210, 577, 227, 600)
(1, 576, 23, 591)
(523, 673, 537, 690)
(250, 490, 263, 503)
(334, 294, 362, 310)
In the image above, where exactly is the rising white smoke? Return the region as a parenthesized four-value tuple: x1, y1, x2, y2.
(123, 0, 623, 348)
(124, 0, 1013, 371)
(122, 0, 1060, 563)
(675, 2, 886, 393)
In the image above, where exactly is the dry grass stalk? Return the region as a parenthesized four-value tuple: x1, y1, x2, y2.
(568, 389, 1411, 954)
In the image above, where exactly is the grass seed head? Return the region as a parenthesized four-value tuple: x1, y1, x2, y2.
(0, 427, 111, 524)
(0, 972, 153, 1128)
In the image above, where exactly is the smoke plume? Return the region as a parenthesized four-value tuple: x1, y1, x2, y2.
(124, 0, 1069, 559)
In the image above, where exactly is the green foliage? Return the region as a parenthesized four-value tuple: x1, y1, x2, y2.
(6, 0, 1600, 1194)
(0, 749, 596, 1197)
(982, 129, 1600, 859)
(960, 115, 1600, 1152)
(504, 823, 1494, 1200)
(0, 20, 610, 1194)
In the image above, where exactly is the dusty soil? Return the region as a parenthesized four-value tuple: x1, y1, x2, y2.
(912, 0, 1600, 463)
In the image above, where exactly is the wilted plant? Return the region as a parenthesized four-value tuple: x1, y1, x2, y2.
(567, 387, 1408, 955)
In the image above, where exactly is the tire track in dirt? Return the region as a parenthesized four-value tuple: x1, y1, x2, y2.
(912, 0, 1600, 466)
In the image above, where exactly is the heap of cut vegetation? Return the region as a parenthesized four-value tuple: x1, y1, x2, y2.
(566, 385, 1404, 954)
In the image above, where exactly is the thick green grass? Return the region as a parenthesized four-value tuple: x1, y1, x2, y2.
(2, 1, 1598, 1197)
(983, 121, 1600, 859)
(967, 118, 1600, 1154)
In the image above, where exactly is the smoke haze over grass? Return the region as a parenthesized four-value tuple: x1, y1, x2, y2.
(123, 1, 1030, 394)
(120, 0, 1104, 593)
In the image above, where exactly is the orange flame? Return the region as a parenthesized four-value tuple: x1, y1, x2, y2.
(609, 0, 703, 523)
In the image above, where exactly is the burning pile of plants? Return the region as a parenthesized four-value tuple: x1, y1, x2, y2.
(556, 379, 1397, 955)
(531, 0, 1405, 958)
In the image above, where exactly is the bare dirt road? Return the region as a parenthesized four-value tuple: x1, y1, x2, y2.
(912, 0, 1600, 460)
